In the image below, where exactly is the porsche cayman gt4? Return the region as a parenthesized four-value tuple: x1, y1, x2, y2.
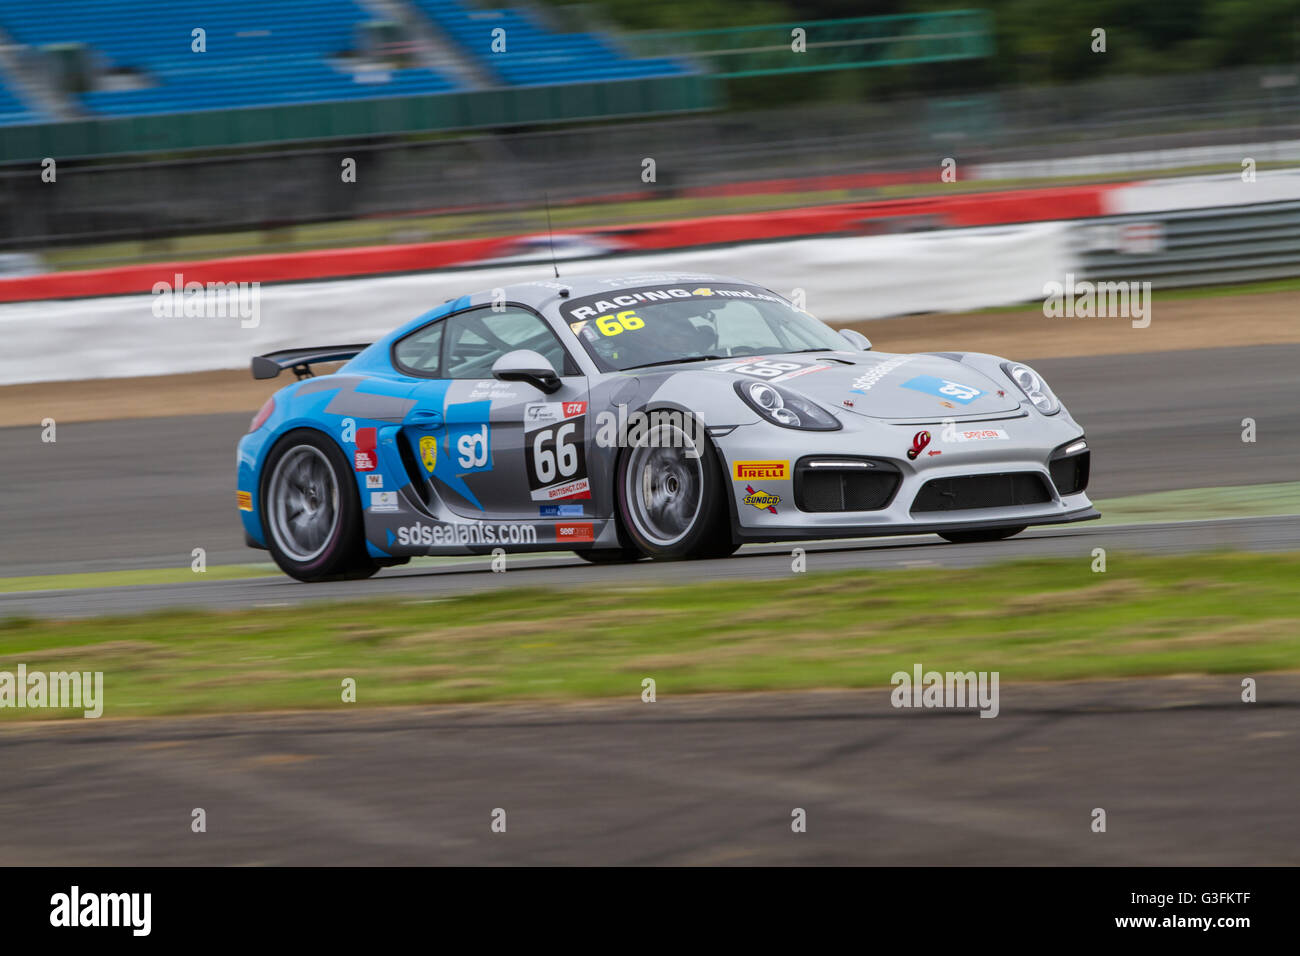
(237, 273, 1096, 581)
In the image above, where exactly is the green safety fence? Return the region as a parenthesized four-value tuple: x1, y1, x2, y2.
(627, 11, 994, 78)
(0, 73, 717, 164)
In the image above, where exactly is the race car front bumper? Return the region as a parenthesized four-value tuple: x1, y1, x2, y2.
(714, 413, 1098, 542)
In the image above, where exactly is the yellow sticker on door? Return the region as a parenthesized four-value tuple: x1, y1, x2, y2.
(419, 435, 438, 473)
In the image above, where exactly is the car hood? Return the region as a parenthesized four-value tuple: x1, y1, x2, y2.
(701, 351, 1023, 420)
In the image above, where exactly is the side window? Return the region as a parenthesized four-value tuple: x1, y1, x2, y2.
(443, 306, 571, 379)
(393, 321, 444, 375)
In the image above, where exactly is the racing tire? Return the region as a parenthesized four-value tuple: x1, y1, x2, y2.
(695, 536, 742, 559)
(260, 428, 377, 582)
(338, 560, 383, 579)
(615, 414, 729, 560)
(938, 526, 1026, 544)
(573, 548, 643, 564)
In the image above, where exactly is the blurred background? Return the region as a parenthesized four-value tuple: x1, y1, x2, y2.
(0, 0, 1296, 271)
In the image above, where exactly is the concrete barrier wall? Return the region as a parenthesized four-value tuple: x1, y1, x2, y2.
(0, 221, 1076, 385)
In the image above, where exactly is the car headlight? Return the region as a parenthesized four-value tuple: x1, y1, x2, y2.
(1002, 362, 1060, 415)
(734, 380, 840, 430)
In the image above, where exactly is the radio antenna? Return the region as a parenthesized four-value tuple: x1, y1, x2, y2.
(544, 191, 560, 279)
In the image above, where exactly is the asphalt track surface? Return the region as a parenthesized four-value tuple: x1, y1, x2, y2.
(3, 676, 1297, 864)
(2, 514, 1297, 619)
(1, 345, 1297, 614)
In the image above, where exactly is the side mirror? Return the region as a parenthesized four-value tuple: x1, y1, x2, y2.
(839, 329, 872, 351)
(492, 349, 561, 394)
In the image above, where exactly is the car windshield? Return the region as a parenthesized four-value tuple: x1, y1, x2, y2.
(557, 281, 849, 372)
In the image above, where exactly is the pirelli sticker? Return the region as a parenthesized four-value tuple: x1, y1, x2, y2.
(733, 460, 789, 481)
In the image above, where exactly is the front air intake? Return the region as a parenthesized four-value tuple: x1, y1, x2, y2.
(911, 472, 1052, 513)
(794, 458, 901, 512)
(1049, 441, 1091, 496)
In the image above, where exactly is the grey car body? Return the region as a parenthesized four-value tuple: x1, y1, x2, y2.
(239, 272, 1097, 578)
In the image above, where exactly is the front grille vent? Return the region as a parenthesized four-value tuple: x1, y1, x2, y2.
(911, 472, 1052, 513)
(795, 458, 900, 512)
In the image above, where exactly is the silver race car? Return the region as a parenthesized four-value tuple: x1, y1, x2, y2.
(237, 273, 1097, 580)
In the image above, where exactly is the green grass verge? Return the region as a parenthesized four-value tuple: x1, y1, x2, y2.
(1147, 275, 1300, 301)
(0, 553, 571, 593)
(1094, 482, 1300, 526)
(0, 564, 280, 594)
(1, 551, 1296, 719)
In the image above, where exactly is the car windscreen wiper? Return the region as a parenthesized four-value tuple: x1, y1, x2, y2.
(624, 355, 725, 370)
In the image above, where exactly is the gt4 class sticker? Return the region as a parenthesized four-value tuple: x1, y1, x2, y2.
(354, 427, 378, 472)
(525, 401, 587, 427)
(949, 427, 1010, 442)
(733, 460, 790, 481)
(525, 403, 561, 426)
(901, 375, 985, 405)
(525, 401, 590, 502)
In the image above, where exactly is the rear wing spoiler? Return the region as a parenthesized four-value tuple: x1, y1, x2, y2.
(251, 344, 371, 380)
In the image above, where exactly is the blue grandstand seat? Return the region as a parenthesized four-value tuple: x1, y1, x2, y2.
(0, 77, 40, 124)
(0, 0, 691, 124)
(408, 0, 690, 87)
(0, 0, 460, 118)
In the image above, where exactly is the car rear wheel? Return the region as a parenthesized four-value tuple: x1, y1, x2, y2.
(261, 428, 377, 582)
(938, 526, 1026, 544)
(616, 416, 728, 560)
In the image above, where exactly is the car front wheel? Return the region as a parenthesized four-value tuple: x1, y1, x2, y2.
(615, 416, 729, 560)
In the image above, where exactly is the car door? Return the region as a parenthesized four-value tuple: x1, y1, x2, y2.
(397, 305, 590, 520)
